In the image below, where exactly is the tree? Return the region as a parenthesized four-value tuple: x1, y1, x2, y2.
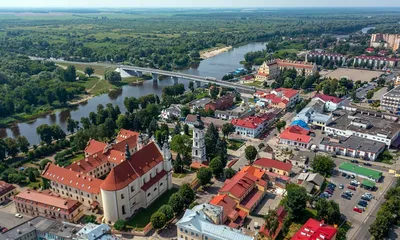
(159, 205, 174, 221)
(0, 139, 7, 161)
(174, 122, 182, 135)
(284, 184, 307, 219)
(16, 136, 30, 154)
(62, 65, 77, 82)
(178, 184, 195, 207)
(51, 125, 66, 140)
(40, 159, 52, 170)
(245, 145, 258, 164)
(36, 124, 54, 144)
(5, 138, 19, 158)
(173, 154, 184, 173)
(276, 120, 286, 133)
(151, 212, 167, 229)
(168, 193, 185, 214)
(224, 168, 236, 179)
(369, 214, 391, 240)
(67, 118, 79, 133)
(210, 86, 219, 99)
(28, 170, 36, 182)
(80, 117, 91, 130)
(114, 219, 126, 231)
(205, 123, 219, 160)
(124, 97, 139, 113)
(188, 81, 195, 92)
(311, 155, 334, 176)
(264, 209, 279, 238)
(209, 156, 224, 177)
(84, 67, 94, 77)
(315, 198, 341, 224)
(183, 124, 189, 135)
(105, 71, 122, 83)
(170, 134, 192, 157)
(366, 90, 374, 99)
(222, 123, 235, 138)
(116, 115, 130, 130)
(197, 167, 212, 186)
(181, 106, 190, 118)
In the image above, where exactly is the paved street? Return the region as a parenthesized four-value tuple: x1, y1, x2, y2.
(356, 83, 376, 99)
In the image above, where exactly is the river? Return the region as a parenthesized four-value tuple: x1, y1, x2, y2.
(0, 42, 267, 145)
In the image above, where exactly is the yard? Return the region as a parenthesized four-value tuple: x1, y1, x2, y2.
(125, 188, 178, 230)
(227, 139, 245, 150)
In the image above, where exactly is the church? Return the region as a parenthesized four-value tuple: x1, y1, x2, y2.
(42, 129, 173, 223)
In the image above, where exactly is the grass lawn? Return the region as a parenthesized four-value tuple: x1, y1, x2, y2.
(89, 79, 113, 95)
(27, 181, 42, 189)
(59, 63, 114, 76)
(125, 188, 178, 230)
(277, 208, 317, 240)
(227, 139, 245, 150)
(243, 81, 263, 87)
(172, 173, 188, 178)
(276, 48, 300, 54)
(77, 77, 100, 91)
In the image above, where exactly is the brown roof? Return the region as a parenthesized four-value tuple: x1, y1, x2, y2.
(254, 158, 293, 172)
(116, 129, 139, 143)
(84, 139, 107, 156)
(277, 59, 315, 69)
(14, 190, 81, 214)
(141, 170, 167, 191)
(101, 142, 164, 191)
(42, 163, 103, 194)
(0, 180, 15, 196)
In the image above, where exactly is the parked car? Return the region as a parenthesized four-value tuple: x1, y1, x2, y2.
(325, 190, 334, 195)
(353, 207, 363, 213)
(358, 200, 368, 207)
(328, 183, 337, 187)
(1, 228, 7, 233)
(348, 185, 356, 190)
(346, 175, 351, 179)
(350, 175, 355, 179)
(351, 180, 360, 185)
(339, 184, 344, 189)
(345, 190, 353, 196)
(363, 163, 372, 166)
(341, 194, 351, 200)
(351, 160, 359, 164)
(361, 196, 371, 201)
(15, 213, 22, 219)
(341, 173, 347, 177)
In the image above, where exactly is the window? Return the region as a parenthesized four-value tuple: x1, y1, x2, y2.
(131, 186, 135, 192)
(121, 194, 125, 199)
(154, 188, 157, 192)
(81, 192, 84, 195)
(205, 237, 208, 240)
(87, 194, 90, 197)
(122, 205, 126, 215)
(195, 133, 198, 138)
(147, 193, 151, 197)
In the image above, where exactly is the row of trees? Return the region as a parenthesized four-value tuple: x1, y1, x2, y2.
(0, 136, 30, 161)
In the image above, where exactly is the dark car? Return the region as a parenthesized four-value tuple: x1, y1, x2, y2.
(361, 196, 371, 201)
(328, 183, 336, 188)
(341, 173, 347, 177)
(341, 194, 351, 200)
(346, 175, 351, 179)
(351, 160, 359, 164)
(358, 201, 368, 207)
(363, 163, 372, 166)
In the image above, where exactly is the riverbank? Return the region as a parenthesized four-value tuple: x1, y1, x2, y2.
(200, 46, 232, 59)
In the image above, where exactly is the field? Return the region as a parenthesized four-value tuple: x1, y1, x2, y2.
(320, 68, 383, 82)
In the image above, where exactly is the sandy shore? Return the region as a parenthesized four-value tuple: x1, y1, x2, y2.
(200, 46, 232, 59)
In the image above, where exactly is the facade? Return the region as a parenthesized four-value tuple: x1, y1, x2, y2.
(218, 166, 268, 213)
(257, 88, 300, 109)
(209, 194, 248, 229)
(276, 59, 317, 76)
(192, 115, 207, 163)
(176, 204, 255, 240)
(291, 218, 337, 240)
(279, 126, 312, 149)
(0, 180, 16, 204)
(253, 158, 292, 176)
(161, 104, 183, 120)
(381, 85, 400, 112)
(352, 55, 398, 69)
(324, 109, 400, 147)
(338, 162, 382, 182)
(215, 107, 255, 120)
(205, 93, 235, 112)
(231, 111, 276, 138)
(42, 129, 173, 224)
(370, 33, 400, 52)
(294, 99, 332, 129)
(312, 93, 343, 112)
(306, 52, 347, 65)
(319, 136, 386, 161)
(255, 60, 279, 81)
(14, 190, 84, 222)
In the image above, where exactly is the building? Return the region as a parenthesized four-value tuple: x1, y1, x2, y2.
(381, 85, 400, 112)
(176, 204, 255, 240)
(0, 180, 16, 204)
(395, 75, 400, 86)
(294, 99, 332, 129)
(279, 125, 312, 149)
(76, 223, 117, 240)
(296, 173, 324, 193)
(161, 104, 184, 120)
(276, 59, 317, 76)
(306, 52, 347, 65)
(291, 151, 316, 169)
(259, 206, 287, 240)
(257, 88, 300, 109)
(253, 158, 292, 177)
(366, 47, 375, 54)
(188, 97, 212, 110)
(14, 190, 84, 222)
(205, 93, 235, 112)
(185, 114, 229, 129)
(319, 136, 386, 161)
(231, 111, 277, 138)
(215, 107, 255, 120)
(218, 166, 267, 213)
(255, 60, 279, 81)
(42, 129, 173, 224)
(209, 194, 248, 228)
(370, 33, 400, 52)
(192, 115, 207, 163)
(291, 218, 337, 240)
(352, 56, 398, 69)
(312, 93, 343, 112)
(1, 216, 84, 240)
(338, 162, 382, 182)
(324, 108, 400, 147)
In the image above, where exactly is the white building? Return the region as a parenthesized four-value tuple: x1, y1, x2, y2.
(192, 115, 207, 163)
(312, 93, 344, 112)
(231, 111, 277, 138)
(306, 52, 347, 65)
(381, 85, 400, 113)
(161, 104, 183, 120)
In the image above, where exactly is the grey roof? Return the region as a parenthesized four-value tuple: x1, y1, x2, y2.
(215, 107, 255, 118)
(177, 205, 254, 240)
(293, 151, 316, 163)
(320, 135, 386, 154)
(3, 217, 82, 240)
(383, 85, 400, 98)
(76, 223, 118, 240)
(193, 114, 205, 129)
(188, 97, 212, 108)
(306, 173, 324, 186)
(300, 181, 315, 193)
(165, 104, 183, 113)
(295, 99, 328, 123)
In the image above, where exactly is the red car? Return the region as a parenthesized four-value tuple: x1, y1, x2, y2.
(347, 185, 356, 190)
(353, 207, 363, 213)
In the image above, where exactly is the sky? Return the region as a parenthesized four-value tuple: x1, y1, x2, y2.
(1, 0, 400, 8)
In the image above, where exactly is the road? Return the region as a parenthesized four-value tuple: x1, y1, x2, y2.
(356, 82, 377, 99)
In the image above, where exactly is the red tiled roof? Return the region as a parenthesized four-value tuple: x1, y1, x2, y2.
(141, 170, 167, 191)
(0, 180, 15, 196)
(231, 112, 274, 129)
(254, 158, 293, 173)
(210, 194, 244, 222)
(279, 126, 311, 143)
(277, 59, 315, 69)
(84, 139, 107, 156)
(274, 88, 299, 99)
(257, 72, 269, 77)
(14, 190, 81, 214)
(42, 163, 103, 194)
(313, 93, 343, 104)
(355, 55, 398, 61)
(116, 129, 139, 143)
(239, 188, 263, 210)
(291, 218, 337, 240)
(366, 47, 375, 52)
(101, 142, 163, 191)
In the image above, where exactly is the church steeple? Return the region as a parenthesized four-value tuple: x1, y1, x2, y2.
(125, 143, 131, 160)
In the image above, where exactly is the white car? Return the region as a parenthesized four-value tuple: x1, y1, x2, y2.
(15, 213, 23, 218)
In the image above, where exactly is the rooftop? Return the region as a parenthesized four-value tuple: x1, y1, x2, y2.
(383, 85, 400, 98)
(0, 180, 15, 196)
(231, 112, 275, 129)
(276, 59, 315, 69)
(339, 162, 382, 180)
(188, 97, 212, 108)
(253, 158, 293, 173)
(76, 223, 118, 240)
(279, 126, 311, 143)
(320, 135, 386, 154)
(313, 93, 343, 104)
(291, 218, 337, 240)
